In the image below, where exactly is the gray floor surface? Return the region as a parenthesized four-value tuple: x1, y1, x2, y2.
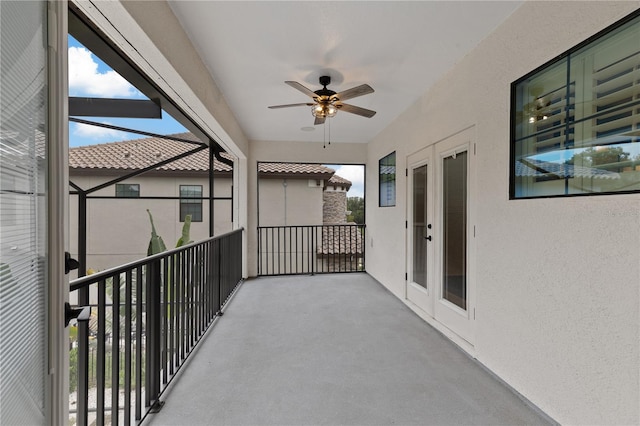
(146, 274, 550, 426)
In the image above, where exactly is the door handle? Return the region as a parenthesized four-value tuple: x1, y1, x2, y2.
(65, 302, 91, 327)
(424, 235, 432, 241)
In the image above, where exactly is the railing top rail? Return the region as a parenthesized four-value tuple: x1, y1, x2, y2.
(258, 224, 365, 228)
(70, 227, 244, 291)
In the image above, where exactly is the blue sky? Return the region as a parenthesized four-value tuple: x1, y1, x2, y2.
(325, 164, 365, 198)
(69, 37, 366, 198)
(68, 36, 186, 147)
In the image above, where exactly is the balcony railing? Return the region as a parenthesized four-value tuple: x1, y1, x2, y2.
(258, 224, 365, 276)
(68, 228, 243, 426)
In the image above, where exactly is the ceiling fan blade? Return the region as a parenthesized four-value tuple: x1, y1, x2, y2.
(337, 103, 376, 118)
(285, 81, 318, 99)
(268, 103, 315, 109)
(314, 116, 326, 125)
(332, 84, 374, 102)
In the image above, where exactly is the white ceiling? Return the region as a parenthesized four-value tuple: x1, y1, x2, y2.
(168, 1, 523, 144)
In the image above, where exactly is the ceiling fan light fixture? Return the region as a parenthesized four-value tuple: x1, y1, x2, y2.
(311, 102, 337, 118)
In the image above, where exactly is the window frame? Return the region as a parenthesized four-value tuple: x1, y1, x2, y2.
(115, 183, 140, 198)
(509, 9, 640, 200)
(379, 151, 396, 207)
(179, 184, 203, 222)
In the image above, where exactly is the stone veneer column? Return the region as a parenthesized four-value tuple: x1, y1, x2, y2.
(323, 190, 347, 224)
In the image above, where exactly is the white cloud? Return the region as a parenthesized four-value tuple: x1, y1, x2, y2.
(69, 46, 140, 98)
(332, 165, 365, 198)
(73, 122, 126, 141)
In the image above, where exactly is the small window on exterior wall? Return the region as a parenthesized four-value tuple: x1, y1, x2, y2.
(379, 151, 396, 207)
(180, 185, 203, 222)
(511, 10, 640, 199)
(115, 183, 139, 198)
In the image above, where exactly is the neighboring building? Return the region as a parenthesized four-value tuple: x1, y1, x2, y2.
(69, 135, 359, 273)
(68, 133, 233, 274)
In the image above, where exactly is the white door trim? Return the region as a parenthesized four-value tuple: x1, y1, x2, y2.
(46, 1, 69, 423)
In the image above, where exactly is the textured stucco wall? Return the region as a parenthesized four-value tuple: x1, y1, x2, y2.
(258, 178, 324, 227)
(365, 2, 640, 424)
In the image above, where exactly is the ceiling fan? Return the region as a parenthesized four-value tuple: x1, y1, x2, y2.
(268, 76, 376, 125)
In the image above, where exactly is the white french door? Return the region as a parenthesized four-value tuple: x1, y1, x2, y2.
(0, 1, 68, 423)
(407, 128, 475, 345)
(406, 150, 434, 317)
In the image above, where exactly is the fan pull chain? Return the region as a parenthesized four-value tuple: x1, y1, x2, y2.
(323, 119, 332, 149)
(323, 121, 326, 148)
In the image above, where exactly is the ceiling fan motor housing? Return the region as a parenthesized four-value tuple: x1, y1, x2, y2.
(315, 76, 337, 98)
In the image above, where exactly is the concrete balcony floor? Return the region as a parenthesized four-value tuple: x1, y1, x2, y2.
(147, 274, 551, 426)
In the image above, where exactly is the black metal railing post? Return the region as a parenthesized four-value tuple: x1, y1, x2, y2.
(216, 238, 223, 316)
(146, 259, 162, 411)
(256, 225, 366, 276)
(69, 229, 243, 425)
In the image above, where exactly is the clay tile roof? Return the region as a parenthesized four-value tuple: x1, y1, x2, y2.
(69, 132, 233, 173)
(318, 225, 364, 255)
(257, 162, 335, 178)
(515, 158, 620, 179)
(328, 174, 352, 189)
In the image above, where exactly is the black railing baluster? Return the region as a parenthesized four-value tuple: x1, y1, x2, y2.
(190, 248, 195, 347)
(124, 270, 132, 426)
(69, 230, 244, 425)
(162, 257, 169, 386)
(185, 249, 191, 350)
(146, 260, 161, 410)
(196, 246, 202, 336)
(97, 278, 106, 426)
(169, 254, 176, 375)
(77, 283, 89, 426)
(216, 238, 223, 314)
(135, 266, 142, 421)
(179, 251, 184, 367)
(112, 273, 120, 426)
(256, 225, 366, 276)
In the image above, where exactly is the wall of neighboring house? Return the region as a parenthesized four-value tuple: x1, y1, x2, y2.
(69, 174, 232, 276)
(258, 177, 324, 226)
(365, 2, 639, 425)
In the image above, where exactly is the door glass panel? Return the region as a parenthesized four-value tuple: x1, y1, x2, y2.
(412, 165, 427, 288)
(442, 152, 467, 310)
(0, 1, 48, 424)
